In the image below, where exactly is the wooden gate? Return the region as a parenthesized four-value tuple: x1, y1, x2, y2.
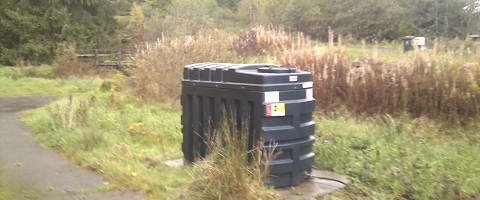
(76, 49, 135, 69)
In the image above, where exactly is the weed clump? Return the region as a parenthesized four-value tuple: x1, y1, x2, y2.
(185, 118, 281, 200)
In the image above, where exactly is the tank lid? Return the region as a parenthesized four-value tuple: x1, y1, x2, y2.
(257, 66, 296, 73)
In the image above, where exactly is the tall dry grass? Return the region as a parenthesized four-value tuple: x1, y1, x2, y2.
(134, 25, 480, 122)
(255, 26, 480, 122)
(233, 26, 309, 57)
(132, 30, 242, 102)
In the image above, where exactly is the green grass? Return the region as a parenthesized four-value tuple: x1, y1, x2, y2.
(314, 114, 480, 199)
(0, 76, 103, 96)
(0, 65, 54, 79)
(343, 46, 404, 62)
(23, 91, 190, 199)
(0, 66, 103, 96)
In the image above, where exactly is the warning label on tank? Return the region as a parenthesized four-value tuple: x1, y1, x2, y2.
(266, 103, 285, 117)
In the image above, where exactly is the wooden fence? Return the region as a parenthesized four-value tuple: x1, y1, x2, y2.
(76, 49, 135, 69)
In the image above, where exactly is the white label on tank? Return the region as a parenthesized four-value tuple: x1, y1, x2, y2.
(289, 76, 298, 82)
(302, 82, 313, 88)
(266, 103, 285, 117)
(264, 91, 280, 103)
(306, 89, 314, 100)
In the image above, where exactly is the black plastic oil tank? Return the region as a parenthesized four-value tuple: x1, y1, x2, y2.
(181, 63, 315, 187)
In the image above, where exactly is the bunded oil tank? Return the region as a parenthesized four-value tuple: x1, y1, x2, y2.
(403, 36, 416, 52)
(469, 34, 480, 42)
(181, 63, 315, 187)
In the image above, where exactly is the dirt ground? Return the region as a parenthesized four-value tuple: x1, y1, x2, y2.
(0, 96, 144, 200)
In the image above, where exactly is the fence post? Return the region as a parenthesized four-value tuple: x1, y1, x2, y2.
(117, 50, 122, 68)
(94, 49, 98, 67)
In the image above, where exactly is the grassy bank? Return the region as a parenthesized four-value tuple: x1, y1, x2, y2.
(315, 115, 480, 199)
(22, 89, 480, 199)
(23, 91, 189, 199)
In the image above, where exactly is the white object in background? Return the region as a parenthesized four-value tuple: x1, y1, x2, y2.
(414, 37, 426, 46)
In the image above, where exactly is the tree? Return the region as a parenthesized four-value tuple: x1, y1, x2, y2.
(216, 0, 241, 10)
(236, 0, 287, 26)
(0, 1, 61, 65)
(125, 2, 145, 47)
(273, 0, 480, 41)
(464, 0, 480, 35)
(144, 0, 172, 15)
(0, 0, 131, 65)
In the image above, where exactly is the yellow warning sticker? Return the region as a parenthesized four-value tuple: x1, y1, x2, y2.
(266, 103, 285, 117)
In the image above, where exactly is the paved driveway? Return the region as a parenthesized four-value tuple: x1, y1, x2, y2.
(0, 96, 144, 200)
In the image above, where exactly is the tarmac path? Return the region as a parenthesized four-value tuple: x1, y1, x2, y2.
(0, 96, 144, 200)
